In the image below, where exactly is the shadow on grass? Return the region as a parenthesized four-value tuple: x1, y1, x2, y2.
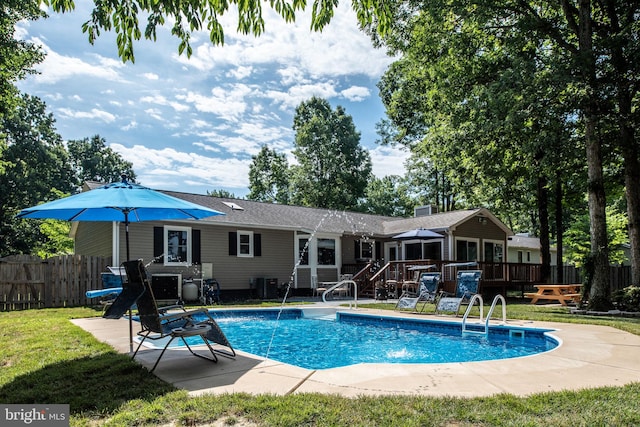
(0, 351, 175, 415)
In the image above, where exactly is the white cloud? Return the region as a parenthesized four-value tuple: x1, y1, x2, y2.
(341, 86, 371, 102)
(369, 145, 411, 179)
(58, 107, 116, 123)
(140, 94, 190, 112)
(27, 37, 124, 84)
(227, 66, 253, 79)
(110, 143, 250, 192)
(143, 72, 160, 80)
(264, 82, 339, 109)
(176, 84, 254, 120)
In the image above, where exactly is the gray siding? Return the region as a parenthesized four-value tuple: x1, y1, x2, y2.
(131, 223, 295, 291)
(75, 222, 112, 257)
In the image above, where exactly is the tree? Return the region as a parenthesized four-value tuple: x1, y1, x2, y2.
(358, 175, 414, 217)
(67, 134, 136, 186)
(0, 1, 45, 123)
(290, 97, 372, 210)
(207, 189, 239, 198)
(376, 0, 635, 309)
(0, 94, 75, 256)
(248, 145, 290, 204)
(45, 0, 393, 63)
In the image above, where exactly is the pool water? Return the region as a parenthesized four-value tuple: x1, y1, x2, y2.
(180, 309, 558, 370)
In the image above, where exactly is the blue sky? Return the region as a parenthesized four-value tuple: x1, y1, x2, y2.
(16, 3, 409, 197)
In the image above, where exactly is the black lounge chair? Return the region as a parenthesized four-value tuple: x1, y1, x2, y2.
(103, 269, 144, 320)
(123, 259, 235, 372)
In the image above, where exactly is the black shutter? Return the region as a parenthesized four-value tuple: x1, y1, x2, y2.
(192, 229, 201, 264)
(355, 240, 360, 259)
(153, 227, 163, 258)
(229, 232, 237, 255)
(375, 241, 382, 261)
(254, 233, 261, 256)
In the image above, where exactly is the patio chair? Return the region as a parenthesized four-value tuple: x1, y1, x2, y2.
(103, 270, 145, 320)
(435, 270, 482, 316)
(395, 272, 441, 312)
(124, 259, 236, 372)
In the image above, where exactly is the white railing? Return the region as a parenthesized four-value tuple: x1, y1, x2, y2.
(321, 280, 358, 309)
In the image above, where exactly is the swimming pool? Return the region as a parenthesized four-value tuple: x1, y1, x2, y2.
(176, 308, 558, 370)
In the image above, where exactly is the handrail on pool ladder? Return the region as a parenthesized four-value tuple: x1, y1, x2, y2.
(462, 294, 507, 337)
(462, 294, 484, 335)
(322, 280, 358, 309)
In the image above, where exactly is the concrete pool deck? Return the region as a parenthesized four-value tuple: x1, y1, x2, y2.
(72, 304, 640, 397)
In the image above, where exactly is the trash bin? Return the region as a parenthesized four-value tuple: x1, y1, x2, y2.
(101, 273, 123, 288)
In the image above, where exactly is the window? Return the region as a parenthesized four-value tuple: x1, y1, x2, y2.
(228, 231, 261, 257)
(237, 230, 253, 257)
(298, 238, 309, 265)
(423, 242, 442, 260)
(527, 251, 531, 262)
(405, 243, 422, 260)
(164, 226, 191, 265)
(483, 241, 504, 262)
(456, 239, 478, 261)
(517, 251, 523, 263)
(359, 240, 374, 260)
(317, 238, 336, 265)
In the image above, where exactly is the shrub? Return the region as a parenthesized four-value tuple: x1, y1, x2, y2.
(612, 285, 640, 311)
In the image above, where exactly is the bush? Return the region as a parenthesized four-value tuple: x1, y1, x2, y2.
(612, 285, 640, 311)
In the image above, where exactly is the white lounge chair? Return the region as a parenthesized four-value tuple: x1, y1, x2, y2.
(395, 272, 441, 312)
(435, 270, 482, 316)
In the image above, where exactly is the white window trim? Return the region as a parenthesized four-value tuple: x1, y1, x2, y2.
(358, 239, 375, 260)
(316, 237, 338, 267)
(296, 235, 311, 267)
(237, 230, 254, 258)
(454, 237, 480, 261)
(164, 225, 191, 266)
(294, 234, 340, 268)
(483, 239, 505, 262)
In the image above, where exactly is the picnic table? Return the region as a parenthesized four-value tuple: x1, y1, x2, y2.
(525, 284, 582, 306)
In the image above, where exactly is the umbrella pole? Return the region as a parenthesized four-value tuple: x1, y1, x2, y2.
(124, 213, 133, 353)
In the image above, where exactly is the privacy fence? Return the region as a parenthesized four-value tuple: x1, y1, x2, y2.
(0, 254, 111, 311)
(0, 254, 634, 312)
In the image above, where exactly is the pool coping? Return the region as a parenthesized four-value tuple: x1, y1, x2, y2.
(72, 305, 640, 397)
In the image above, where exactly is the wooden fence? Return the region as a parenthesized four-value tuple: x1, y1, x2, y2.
(0, 254, 111, 311)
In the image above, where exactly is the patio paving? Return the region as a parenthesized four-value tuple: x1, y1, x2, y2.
(72, 304, 640, 397)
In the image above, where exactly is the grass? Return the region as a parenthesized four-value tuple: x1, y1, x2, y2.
(0, 303, 638, 426)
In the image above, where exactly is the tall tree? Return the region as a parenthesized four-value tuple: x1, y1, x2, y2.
(290, 97, 372, 210)
(247, 145, 290, 204)
(358, 175, 415, 217)
(0, 94, 75, 256)
(67, 134, 136, 186)
(376, 0, 630, 309)
(0, 1, 45, 123)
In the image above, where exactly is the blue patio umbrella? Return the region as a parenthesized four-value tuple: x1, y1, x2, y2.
(17, 177, 224, 352)
(17, 177, 224, 261)
(392, 228, 443, 240)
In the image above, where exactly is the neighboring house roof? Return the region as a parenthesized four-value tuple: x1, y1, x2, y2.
(507, 234, 557, 252)
(83, 181, 514, 237)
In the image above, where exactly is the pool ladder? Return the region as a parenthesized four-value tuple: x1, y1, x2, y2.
(461, 294, 507, 337)
(321, 280, 358, 309)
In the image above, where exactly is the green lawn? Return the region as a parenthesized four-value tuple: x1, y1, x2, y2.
(1, 304, 639, 426)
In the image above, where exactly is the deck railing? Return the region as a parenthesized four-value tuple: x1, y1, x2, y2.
(344, 260, 630, 298)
